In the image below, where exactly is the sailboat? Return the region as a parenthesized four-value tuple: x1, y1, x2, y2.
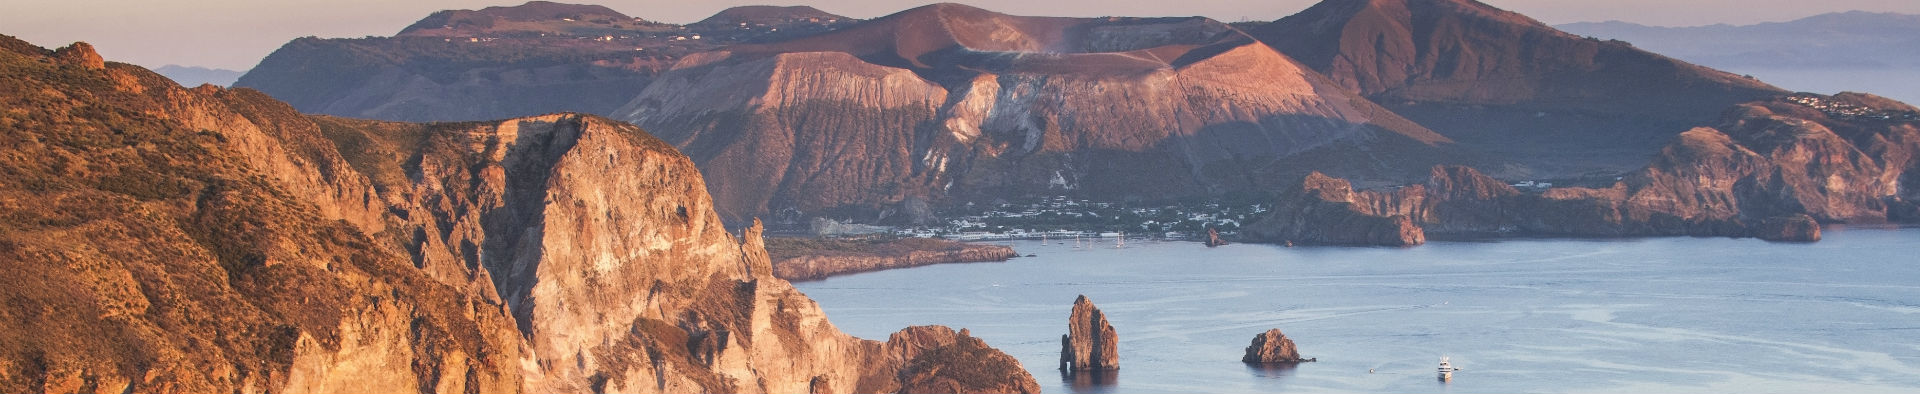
(1114, 232, 1125, 248)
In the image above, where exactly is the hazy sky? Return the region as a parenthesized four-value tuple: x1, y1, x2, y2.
(6, 0, 1919, 70)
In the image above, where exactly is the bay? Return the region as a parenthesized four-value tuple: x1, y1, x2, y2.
(795, 227, 1920, 393)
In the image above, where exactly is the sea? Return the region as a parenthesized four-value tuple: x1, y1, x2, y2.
(794, 226, 1920, 393)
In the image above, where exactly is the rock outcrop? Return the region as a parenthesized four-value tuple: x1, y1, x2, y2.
(1755, 215, 1822, 242)
(0, 37, 523, 394)
(1246, 93, 1920, 245)
(1242, 329, 1307, 363)
(1245, 172, 1427, 246)
(1205, 227, 1229, 247)
(768, 237, 1018, 281)
(0, 35, 1035, 394)
(1251, 0, 1785, 178)
(887, 326, 1041, 394)
(1060, 295, 1119, 371)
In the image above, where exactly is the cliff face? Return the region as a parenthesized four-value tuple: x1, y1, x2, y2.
(1246, 93, 1920, 245)
(1251, 0, 1786, 177)
(1060, 295, 1118, 371)
(620, 3, 1460, 225)
(1242, 329, 1304, 363)
(767, 237, 1017, 281)
(0, 37, 523, 393)
(0, 36, 1035, 394)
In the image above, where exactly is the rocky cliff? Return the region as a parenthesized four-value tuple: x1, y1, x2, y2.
(0, 36, 1036, 393)
(1242, 329, 1306, 363)
(1060, 295, 1118, 371)
(0, 36, 523, 394)
(1246, 93, 1920, 245)
(620, 3, 1462, 225)
(1250, 0, 1786, 178)
(767, 237, 1017, 281)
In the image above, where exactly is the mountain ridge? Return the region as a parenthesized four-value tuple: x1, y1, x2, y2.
(1250, 0, 1786, 178)
(616, 3, 1467, 225)
(0, 34, 1036, 393)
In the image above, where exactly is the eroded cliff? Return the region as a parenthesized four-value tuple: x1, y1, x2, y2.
(1246, 93, 1920, 245)
(619, 3, 1462, 225)
(0, 36, 1036, 394)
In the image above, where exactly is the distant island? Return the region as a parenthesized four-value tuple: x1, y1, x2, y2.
(152, 64, 243, 86)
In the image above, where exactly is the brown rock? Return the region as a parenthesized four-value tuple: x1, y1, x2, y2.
(51, 42, 104, 70)
(1242, 329, 1307, 363)
(769, 237, 1018, 281)
(1061, 295, 1119, 371)
(1242, 172, 1427, 246)
(1205, 227, 1229, 247)
(1755, 215, 1822, 242)
(0, 36, 1041, 394)
(888, 326, 1040, 394)
(1250, 92, 1920, 245)
(1252, 0, 1783, 178)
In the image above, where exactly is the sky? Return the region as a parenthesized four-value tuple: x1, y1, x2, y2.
(5, 0, 1919, 71)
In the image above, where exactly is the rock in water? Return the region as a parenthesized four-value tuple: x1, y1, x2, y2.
(1755, 215, 1822, 242)
(891, 326, 1041, 394)
(1242, 329, 1306, 363)
(1060, 295, 1119, 371)
(1205, 227, 1229, 247)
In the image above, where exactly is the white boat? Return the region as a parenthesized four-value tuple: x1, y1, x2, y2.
(1437, 357, 1457, 381)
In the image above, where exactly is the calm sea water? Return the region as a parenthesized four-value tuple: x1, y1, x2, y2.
(794, 227, 1920, 393)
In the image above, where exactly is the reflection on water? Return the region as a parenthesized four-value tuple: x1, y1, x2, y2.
(1062, 369, 1119, 393)
(1244, 362, 1299, 379)
(797, 227, 1920, 393)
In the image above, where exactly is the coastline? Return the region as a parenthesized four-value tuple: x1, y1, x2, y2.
(768, 237, 1020, 281)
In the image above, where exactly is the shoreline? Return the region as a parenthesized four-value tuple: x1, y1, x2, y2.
(768, 237, 1020, 281)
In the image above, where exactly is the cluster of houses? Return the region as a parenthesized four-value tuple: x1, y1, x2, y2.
(889, 196, 1263, 241)
(1785, 94, 1920, 122)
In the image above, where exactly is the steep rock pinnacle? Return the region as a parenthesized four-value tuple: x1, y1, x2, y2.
(1060, 295, 1119, 371)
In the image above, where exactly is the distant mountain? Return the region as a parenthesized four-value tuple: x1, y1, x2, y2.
(152, 64, 242, 86)
(1249, 0, 1785, 178)
(235, 2, 858, 122)
(692, 5, 848, 27)
(399, 0, 638, 36)
(616, 3, 1465, 225)
(1558, 11, 1920, 69)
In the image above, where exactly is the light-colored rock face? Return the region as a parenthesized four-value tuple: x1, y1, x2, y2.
(1060, 295, 1118, 371)
(1, 37, 1037, 394)
(616, 8, 1453, 225)
(370, 114, 1032, 394)
(0, 38, 525, 394)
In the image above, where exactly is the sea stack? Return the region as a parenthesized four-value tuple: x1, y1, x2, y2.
(1206, 227, 1229, 247)
(1060, 295, 1119, 371)
(1242, 328, 1309, 363)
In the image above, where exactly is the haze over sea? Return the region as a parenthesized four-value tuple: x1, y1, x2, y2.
(798, 227, 1920, 393)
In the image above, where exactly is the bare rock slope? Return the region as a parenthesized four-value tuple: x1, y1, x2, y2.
(0, 36, 1035, 393)
(1246, 93, 1920, 245)
(620, 3, 1461, 225)
(235, 2, 855, 122)
(1250, 0, 1786, 177)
